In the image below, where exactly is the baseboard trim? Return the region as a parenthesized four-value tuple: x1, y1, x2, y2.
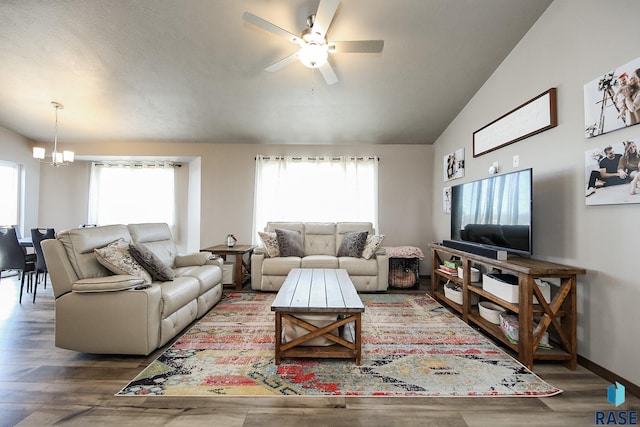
(578, 355, 640, 398)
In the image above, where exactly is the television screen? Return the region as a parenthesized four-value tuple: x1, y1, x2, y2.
(450, 168, 533, 257)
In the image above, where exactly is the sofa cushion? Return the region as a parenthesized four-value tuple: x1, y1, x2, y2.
(275, 228, 305, 257)
(258, 231, 280, 257)
(174, 265, 222, 294)
(158, 277, 200, 316)
(303, 222, 336, 255)
(262, 257, 302, 275)
(362, 234, 385, 260)
(128, 223, 178, 267)
(336, 231, 368, 257)
(94, 238, 152, 284)
(129, 243, 175, 282)
(301, 255, 339, 269)
(339, 256, 379, 275)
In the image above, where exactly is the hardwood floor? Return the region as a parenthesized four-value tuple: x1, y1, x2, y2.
(1, 274, 637, 427)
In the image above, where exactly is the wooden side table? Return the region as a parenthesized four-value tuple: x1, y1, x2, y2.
(201, 244, 256, 291)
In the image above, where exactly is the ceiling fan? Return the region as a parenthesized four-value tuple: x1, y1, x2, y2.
(243, 0, 384, 85)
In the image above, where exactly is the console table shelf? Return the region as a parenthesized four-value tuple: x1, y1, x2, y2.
(429, 243, 586, 370)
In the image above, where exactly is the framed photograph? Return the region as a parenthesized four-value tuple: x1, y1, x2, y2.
(585, 139, 640, 205)
(473, 88, 557, 157)
(443, 186, 452, 214)
(584, 56, 640, 138)
(443, 148, 465, 181)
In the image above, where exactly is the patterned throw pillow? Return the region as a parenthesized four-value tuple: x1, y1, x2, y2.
(258, 231, 280, 257)
(362, 234, 385, 260)
(95, 238, 152, 284)
(275, 228, 305, 257)
(337, 231, 368, 258)
(129, 243, 175, 282)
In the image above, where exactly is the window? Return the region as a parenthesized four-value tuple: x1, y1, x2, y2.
(0, 162, 21, 227)
(252, 156, 378, 241)
(88, 162, 176, 226)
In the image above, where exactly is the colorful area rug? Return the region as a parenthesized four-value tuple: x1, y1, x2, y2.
(117, 292, 561, 397)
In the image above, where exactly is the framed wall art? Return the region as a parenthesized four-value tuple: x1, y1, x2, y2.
(584, 56, 640, 138)
(443, 186, 452, 214)
(443, 148, 465, 181)
(584, 139, 640, 206)
(473, 88, 557, 157)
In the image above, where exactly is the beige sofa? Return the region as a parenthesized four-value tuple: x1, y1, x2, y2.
(41, 223, 223, 355)
(251, 222, 388, 292)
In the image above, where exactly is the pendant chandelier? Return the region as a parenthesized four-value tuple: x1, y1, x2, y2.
(33, 101, 74, 167)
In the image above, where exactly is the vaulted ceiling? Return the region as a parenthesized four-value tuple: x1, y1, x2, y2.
(0, 0, 552, 145)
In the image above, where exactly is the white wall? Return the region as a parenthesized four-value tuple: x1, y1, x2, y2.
(432, 0, 640, 386)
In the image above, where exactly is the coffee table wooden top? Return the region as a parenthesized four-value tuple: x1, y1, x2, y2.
(271, 268, 364, 314)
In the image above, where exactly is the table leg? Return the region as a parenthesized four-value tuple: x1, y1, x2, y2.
(275, 312, 282, 365)
(234, 254, 243, 291)
(355, 313, 362, 365)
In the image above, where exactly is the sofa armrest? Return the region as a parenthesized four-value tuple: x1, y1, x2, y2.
(174, 252, 213, 267)
(253, 246, 268, 256)
(375, 254, 389, 291)
(251, 252, 265, 290)
(71, 275, 145, 293)
(205, 256, 224, 269)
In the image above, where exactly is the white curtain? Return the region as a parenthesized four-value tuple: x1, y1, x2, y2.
(252, 155, 378, 242)
(88, 162, 176, 226)
(0, 162, 20, 227)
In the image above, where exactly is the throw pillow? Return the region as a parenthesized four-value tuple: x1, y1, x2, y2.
(362, 234, 385, 260)
(337, 231, 368, 258)
(258, 231, 280, 257)
(94, 238, 152, 284)
(275, 228, 305, 257)
(129, 243, 175, 282)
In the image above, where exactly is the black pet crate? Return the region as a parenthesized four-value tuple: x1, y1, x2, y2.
(389, 257, 420, 289)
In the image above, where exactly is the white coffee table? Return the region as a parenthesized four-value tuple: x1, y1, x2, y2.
(271, 268, 364, 365)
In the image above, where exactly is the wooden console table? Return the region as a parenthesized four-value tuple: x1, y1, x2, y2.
(201, 244, 256, 291)
(429, 243, 586, 370)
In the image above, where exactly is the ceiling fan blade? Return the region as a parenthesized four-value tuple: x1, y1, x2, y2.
(265, 53, 299, 72)
(243, 12, 301, 44)
(318, 61, 338, 85)
(328, 40, 384, 53)
(312, 0, 340, 38)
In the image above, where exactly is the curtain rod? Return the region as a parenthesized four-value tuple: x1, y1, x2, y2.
(255, 156, 379, 161)
(93, 161, 182, 168)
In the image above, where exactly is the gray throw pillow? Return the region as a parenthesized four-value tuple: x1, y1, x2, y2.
(129, 243, 175, 282)
(275, 228, 305, 257)
(337, 231, 368, 257)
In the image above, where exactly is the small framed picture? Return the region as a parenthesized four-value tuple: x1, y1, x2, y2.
(443, 148, 465, 181)
(443, 187, 452, 214)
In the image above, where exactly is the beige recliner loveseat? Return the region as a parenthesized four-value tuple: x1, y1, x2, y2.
(41, 223, 223, 355)
(251, 222, 388, 292)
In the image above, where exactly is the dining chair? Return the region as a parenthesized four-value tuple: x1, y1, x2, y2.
(0, 227, 37, 303)
(31, 228, 55, 289)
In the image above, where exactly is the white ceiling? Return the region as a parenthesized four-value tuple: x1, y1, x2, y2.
(0, 0, 552, 146)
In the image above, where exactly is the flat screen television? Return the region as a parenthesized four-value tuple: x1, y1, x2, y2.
(449, 168, 533, 258)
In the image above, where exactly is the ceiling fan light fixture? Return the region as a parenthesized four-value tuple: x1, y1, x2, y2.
(298, 42, 328, 68)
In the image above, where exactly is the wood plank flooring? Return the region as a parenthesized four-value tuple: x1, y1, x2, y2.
(0, 275, 637, 426)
